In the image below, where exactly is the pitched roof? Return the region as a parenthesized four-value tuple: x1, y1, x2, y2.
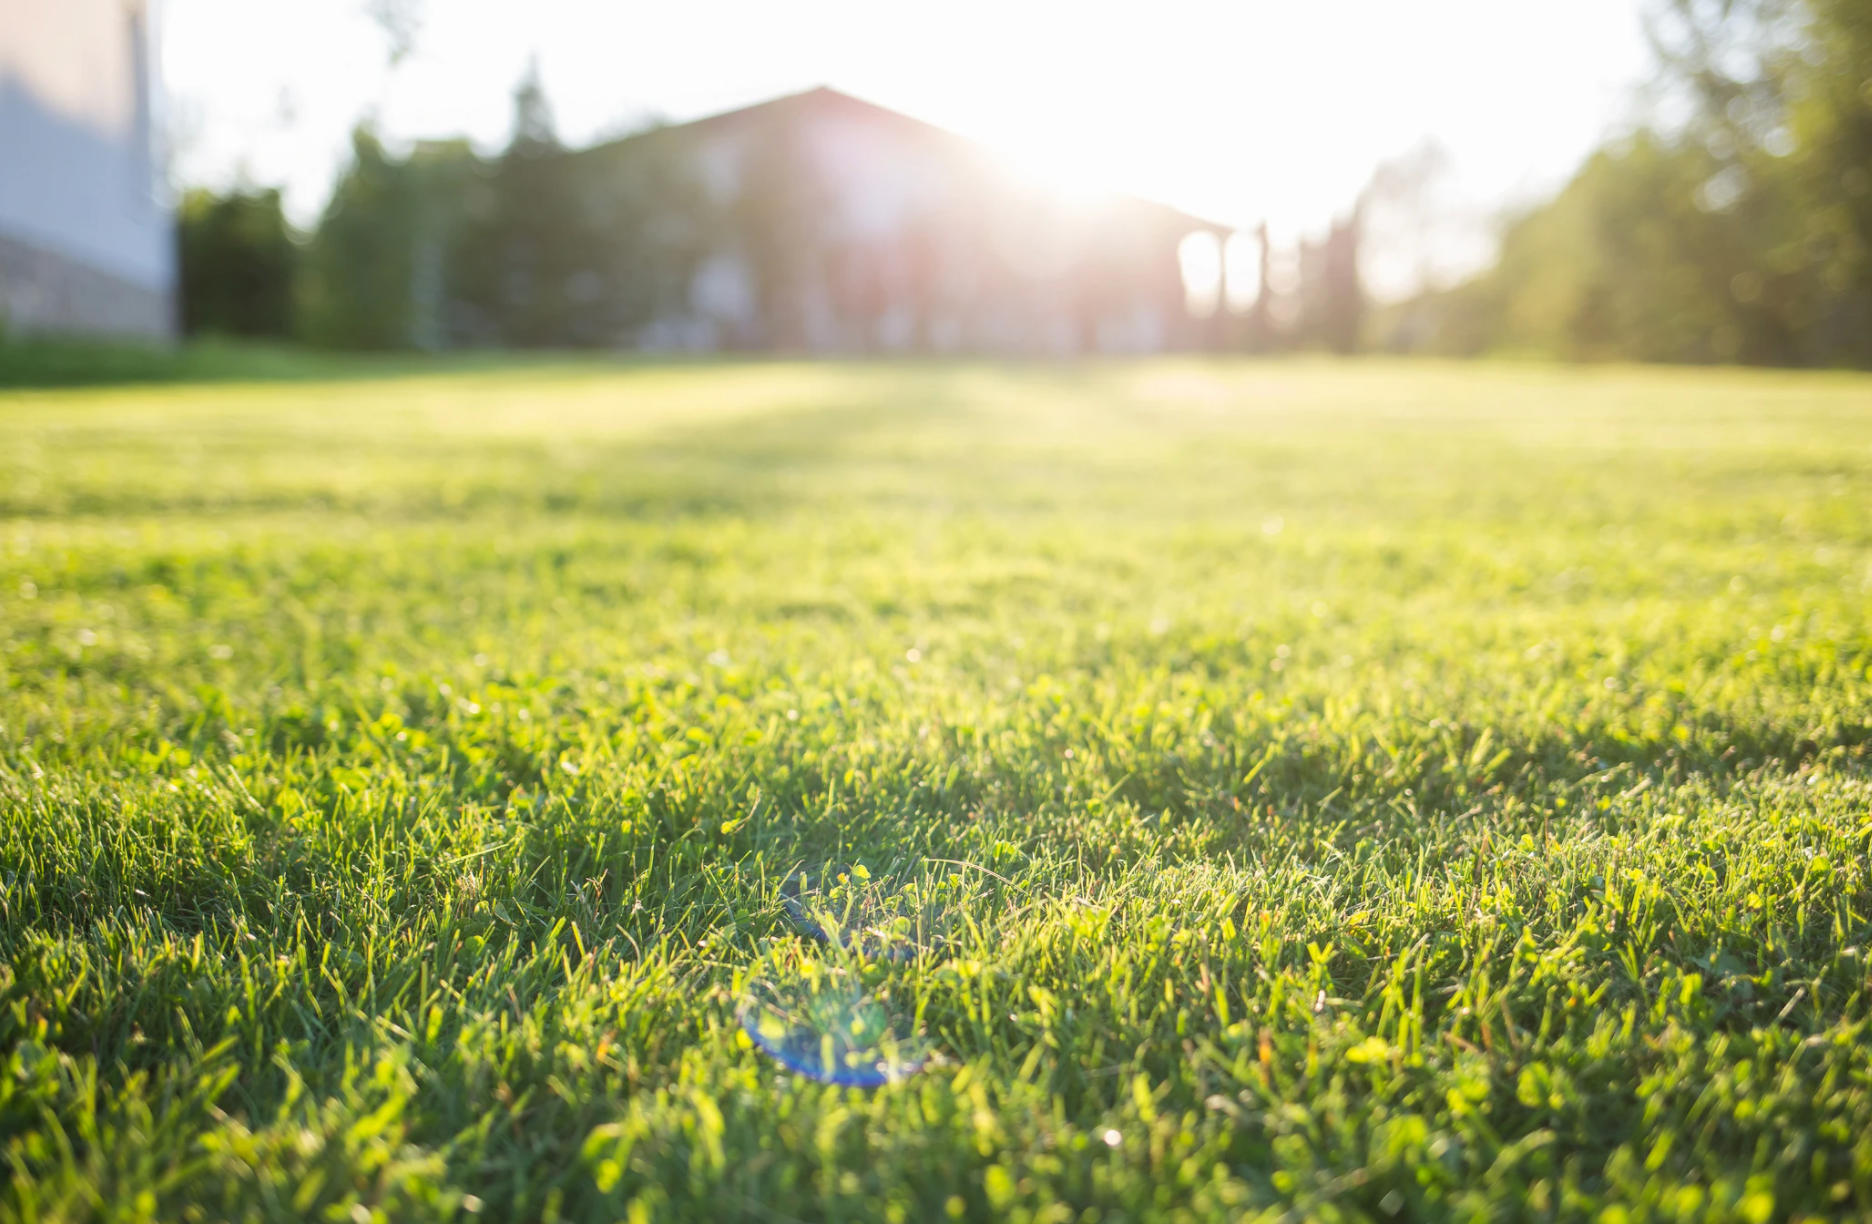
(585, 85, 1228, 234)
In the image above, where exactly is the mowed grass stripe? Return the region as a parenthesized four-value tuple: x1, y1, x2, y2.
(0, 360, 1869, 1222)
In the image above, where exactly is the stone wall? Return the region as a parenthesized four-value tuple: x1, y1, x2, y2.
(0, 230, 173, 340)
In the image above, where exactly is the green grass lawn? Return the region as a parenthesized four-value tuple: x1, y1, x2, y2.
(2, 358, 1870, 1223)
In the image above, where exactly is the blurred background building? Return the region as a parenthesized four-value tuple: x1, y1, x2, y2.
(466, 86, 1230, 354)
(289, 84, 1247, 355)
(0, 0, 175, 340)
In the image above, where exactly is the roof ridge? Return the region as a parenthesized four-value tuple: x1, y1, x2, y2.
(579, 86, 1229, 232)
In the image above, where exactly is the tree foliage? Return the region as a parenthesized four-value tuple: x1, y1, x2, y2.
(290, 72, 711, 352)
(176, 188, 297, 340)
(295, 130, 482, 351)
(1412, 0, 1871, 366)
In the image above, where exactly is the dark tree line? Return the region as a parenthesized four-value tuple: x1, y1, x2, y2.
(178, 67, 712, 351)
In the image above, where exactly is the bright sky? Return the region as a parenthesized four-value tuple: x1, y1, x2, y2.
(162, 0, 1653, 293)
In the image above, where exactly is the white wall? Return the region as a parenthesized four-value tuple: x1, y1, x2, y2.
(0, 0, 173, 294)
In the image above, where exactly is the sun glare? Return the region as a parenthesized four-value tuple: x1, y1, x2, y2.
(1223, 231, 1260, 315)
(1178, 231, 1222, 319)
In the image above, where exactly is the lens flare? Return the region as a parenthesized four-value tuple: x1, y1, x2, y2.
(743, 862, 986, 1084)
(739, 969, 930, 1088)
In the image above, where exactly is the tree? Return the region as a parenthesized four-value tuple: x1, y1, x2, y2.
(509, 57, 558, 155)
(298, 129, 419, 349)
(1405, 0, 1871, 366)
(365, 0, 423, 67)
(299, 129, 479, 349)
(448, 63, 596, 347)
(177, 188, 297, 338)
(1649, 0, 1871, 361)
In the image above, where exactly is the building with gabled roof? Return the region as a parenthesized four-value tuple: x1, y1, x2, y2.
(598, 86, 1227, 354)
(439, 86, 1229, 354)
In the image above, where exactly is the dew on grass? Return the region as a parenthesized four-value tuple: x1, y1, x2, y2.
(740, 968, 929, 1087)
